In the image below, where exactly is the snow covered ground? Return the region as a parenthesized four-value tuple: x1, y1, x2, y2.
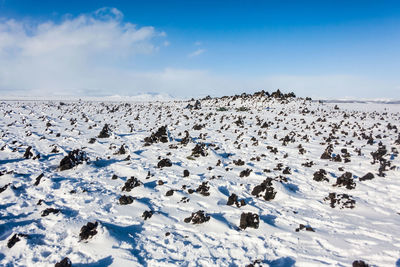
(0, 92, 399, 266)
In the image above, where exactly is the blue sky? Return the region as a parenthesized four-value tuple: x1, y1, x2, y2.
(0, 0, 399, 98)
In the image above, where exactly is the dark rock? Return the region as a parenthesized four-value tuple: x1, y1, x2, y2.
(227, 193, 246, 207)
(79, 221, 98, 241)
(55, 257, 72, 267)
(239, 212, 259, 229)
(352, 260, 369, 267)
(41, 208, 60, 217)
(142, 210, 153, 220)
(295, 224, 315, 232)
(119, 195, 135, 205)
(233, 159, 245, 166)
(23, 146, 33, 159)
(122, 176, 142, 192)
(112, 174, 118, 180)
(34, 173, 44, 186)
(313, 169, 328, 182)
(239, 169, 252, 178)
(191, 143, 208, 157)
(251, 178, 276, 201)
(0, 183, 11, 194)
(7, 233, 28, 248)
(158, 158, 172, 168)
(196, 182, 210, 196)
(184, 210, 210, 224)
(59, 149, 88, 171)
(359, 172, 374, 181)
(333, 172, 356, 189)
(183, 169, 190, 177)
(166, 189, 174, 196)
(324, 193, 355, 209)
(98, 124, 112, 138)
(144, 125, 168, 145)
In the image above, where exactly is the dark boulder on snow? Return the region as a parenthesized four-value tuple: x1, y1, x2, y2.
(352, 260, 369, 267)
(121, 176, 142, 192)
(55, 257, 72, 267)
(184, 210, 210, 224)
(79, 221, 98, 241)
(41, 208, 60, 217)
(144, 125, 168, 145)
(158, 158, 172, 168)
(324, 193, 355, 209)
(239, 212, 259, 229)
(251, 178, 276, 201)
(7, 233, 28, 248)
(119, 195, 135, 205)
(359, 172, 374, 181)
(59, 149, 88, 171)
(333, 172, 356, 190)
(98, 124, 112, 138)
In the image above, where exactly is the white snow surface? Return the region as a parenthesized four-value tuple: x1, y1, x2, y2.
(0, 96, 399, 266)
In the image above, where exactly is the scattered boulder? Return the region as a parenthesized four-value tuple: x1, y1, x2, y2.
(142, 210, 153, 220)
(239, 168, 252, 178)
(55, 257, 72, 267)
(158, 158, 172, 168)
(313, 169, 328, 182)
(79, 221, 98, 241)
(7, 233, 28, 248)
(183, 169, 190, 177)
(227, 193, 246, 207)
(98, 124, 112, 138)
(119, 195, 135, 205)
(295, 224, 315, 232)
(333, 172, 356, 189)
(122, 176, 142, 192)
(324, 193, 355, 209)
(359, 172, 374, 181)
(251, 178, 276, 201)
(59, 149, 88, 171)
(352, 260, 369, 267)
(196, 182, 210, 196)
(184, 210, 210, 224)
(144, 125, 168, 145)
(23, 146, 33, 159)
(41, 208, 60, 217)
(191, 143, 208, 157)
(239, 212, 259, 229)
(34, 173, 44, 186)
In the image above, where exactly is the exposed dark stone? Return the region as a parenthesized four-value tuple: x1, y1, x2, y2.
(227, 193, 246, 207)
(0, 183, 11, 194)
(352, 260, 369, 267)
(144, 125, 168, 145)
(183, 169, 190, 177)
(295, 224, 315, 232)
(313, 169, 328, 182)
(142, 210, 153, 220)
(239, 212, 259, 229)
(251, 178, 276, 201)
(184, 210, 210, 224)
(7, 233, 28, 248)
(359, 172, 374, 181)
(55, 257, 72, 267)
(333, 172, 356, 190)
(88, 138, 96, 144)
(23, 146, 33, 159)
(41, 208, 60, 217)
(34, 173, 44, 186)
(79, 221, 98, 241)
(122, 176, 142, 192)
(158, 158, 172, 168)
(119, 195, 135, 205)
(324, 193, 355, 209)
(116, 145, 126, 155)
(112, 174, 118, 180)
(239, 168, 252, 178)
(59, 149, 88, 171)
(166, 189, 174, 196)
(98, 124, 112, 138)
(191, 143, 208, 157)
(233, 159, 245, 166)
(196, 182, 210, 196)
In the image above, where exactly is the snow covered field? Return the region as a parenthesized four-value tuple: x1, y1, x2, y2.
(1, 92, 399, 266)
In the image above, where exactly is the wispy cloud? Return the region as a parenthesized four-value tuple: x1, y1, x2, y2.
(0, 7, 166, 95)
(188, 48, 205, 58)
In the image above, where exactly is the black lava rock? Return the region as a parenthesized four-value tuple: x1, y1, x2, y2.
(79, 221, 98, 241)
(239, 212, 259, 229)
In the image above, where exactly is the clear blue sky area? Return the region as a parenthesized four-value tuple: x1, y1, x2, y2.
(0, 0, 399, 98)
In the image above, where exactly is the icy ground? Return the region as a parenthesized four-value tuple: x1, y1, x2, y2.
(1, 92, 400, 266)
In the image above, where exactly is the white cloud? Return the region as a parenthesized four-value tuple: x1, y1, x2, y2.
(188, 48, 205, 58)
(0, 8, 165, 95)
